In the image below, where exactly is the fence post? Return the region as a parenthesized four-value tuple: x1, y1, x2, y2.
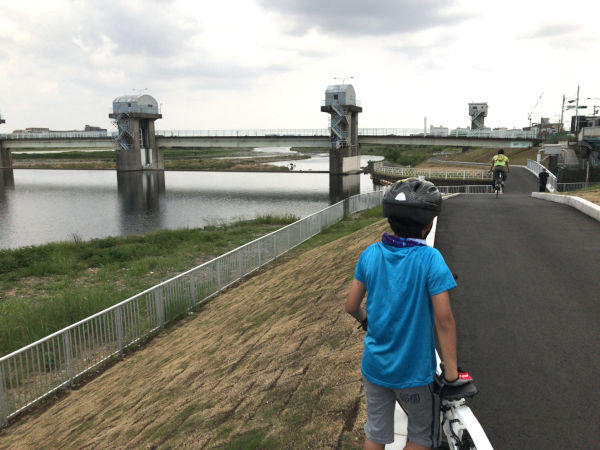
(62, 331, 74, 383)
(154, 288, 165, 329)
(238, 250, 243, 280)
(258, 240, 262, 267)
(216, 260, 222, 293)
(0, 362, 7, 427)
(189, 273, 196, 306)
(114, 307, 124, 353)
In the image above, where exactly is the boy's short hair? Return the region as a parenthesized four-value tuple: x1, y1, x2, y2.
(387, 216, 428, 238)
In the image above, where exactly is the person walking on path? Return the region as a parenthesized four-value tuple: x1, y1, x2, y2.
(538, 168, 549, 192)
(345, 178, 471, 450)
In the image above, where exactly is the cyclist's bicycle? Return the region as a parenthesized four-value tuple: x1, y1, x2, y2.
(387, 351, 493, 450)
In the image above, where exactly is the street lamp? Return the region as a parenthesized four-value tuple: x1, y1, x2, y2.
(334, 76, 353, 85)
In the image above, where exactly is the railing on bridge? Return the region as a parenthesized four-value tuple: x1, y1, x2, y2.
(526, 160, 557, 192)
(155, 129, 539, 139)
(0, 190, 384, 427)
(1, 128, 539, 140)
(357, 128, 539, 139)
(0, 131, 111, 139)
(372, 161, 491, 180)
(155, 129, 330, 137)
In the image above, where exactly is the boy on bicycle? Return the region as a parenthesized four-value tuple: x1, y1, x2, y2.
(345, 178, 470, 450)
(489, 149, 510, 191)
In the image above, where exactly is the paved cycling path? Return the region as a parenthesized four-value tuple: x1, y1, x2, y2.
(435, 167, 600, 449)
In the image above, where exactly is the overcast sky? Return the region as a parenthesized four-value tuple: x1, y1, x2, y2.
(0, 0, 598, 133)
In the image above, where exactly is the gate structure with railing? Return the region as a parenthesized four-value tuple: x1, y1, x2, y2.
(0, 190, 384, 427)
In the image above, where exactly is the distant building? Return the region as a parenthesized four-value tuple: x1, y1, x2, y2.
(84, 125, 107, 132)
(429, 125, 449, 136)
(571, 115, 600, 134)
(18, 127, 50, 133)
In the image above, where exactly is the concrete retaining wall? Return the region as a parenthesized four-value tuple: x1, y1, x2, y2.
(532, 192, 600, 222)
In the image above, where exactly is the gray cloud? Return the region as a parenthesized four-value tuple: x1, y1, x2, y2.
(0, 1, 286, 96)
(520, 23, 579, 40)
(258, 0, 465, 36)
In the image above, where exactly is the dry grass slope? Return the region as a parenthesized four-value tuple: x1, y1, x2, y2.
(0, 220, 391, 449)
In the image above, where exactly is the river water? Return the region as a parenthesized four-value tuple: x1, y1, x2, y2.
(0, 150, 383, 249)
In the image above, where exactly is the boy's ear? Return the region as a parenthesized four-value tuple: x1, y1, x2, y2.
(421, 220, 434, 238)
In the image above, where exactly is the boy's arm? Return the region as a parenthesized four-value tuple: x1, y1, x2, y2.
(345, 278, 367, 322)
(432, 290, 458, 381)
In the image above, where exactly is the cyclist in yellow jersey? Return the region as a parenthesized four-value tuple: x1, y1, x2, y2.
(489, 149, 510, 190)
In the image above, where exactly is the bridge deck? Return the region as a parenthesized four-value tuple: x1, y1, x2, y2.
(435, 167, 600, 448)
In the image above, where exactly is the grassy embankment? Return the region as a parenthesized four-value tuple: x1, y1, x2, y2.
(12, 144, 530, 172)
(11, 147, 309, 171)
(293, 144, 450, 168)
(436, 146, 538, 166)
(563, 185, 600, 206)
(0, 204, 387, 358)
(0, 214, 303, 357)
(0, 205, 386, 448)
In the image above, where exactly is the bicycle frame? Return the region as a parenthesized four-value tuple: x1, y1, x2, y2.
(436, 351, 493, 450)
(386, 352, 493, 449)
(492, 171, 504, 198)
(441, 398, 493, 450)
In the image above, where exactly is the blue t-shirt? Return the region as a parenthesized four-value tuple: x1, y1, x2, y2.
(354, 242, 457, 389)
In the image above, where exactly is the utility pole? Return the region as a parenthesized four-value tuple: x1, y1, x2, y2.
(560, 94, 565, 132)
(574, 85, 580, 135)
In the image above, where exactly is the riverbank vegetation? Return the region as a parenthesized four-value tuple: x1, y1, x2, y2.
(0, 205, 386, 357)
(0, 214, 302, 356)
(11, 147, 308, 171)
(293, 144, 454, 167)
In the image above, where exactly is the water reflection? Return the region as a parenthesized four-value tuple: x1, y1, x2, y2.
(0, 166, 381, 249)
(117, 171, 165, 235)
(330, 174, 361, 204)
(117, 171, 165, 213)
(0, 169, 14, 192)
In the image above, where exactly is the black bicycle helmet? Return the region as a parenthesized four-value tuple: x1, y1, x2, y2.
(498, 149, 505, 154)
(382, 178, 442, 225)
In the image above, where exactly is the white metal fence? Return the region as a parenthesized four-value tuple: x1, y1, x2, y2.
(436, 185, 493, 194)
(0, 190, 384, 427)
(556, 181, 600, 192)
(526, 160, 557, 192)
(373, 161, 491, 180)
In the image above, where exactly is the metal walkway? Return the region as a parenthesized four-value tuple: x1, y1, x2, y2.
(435, 167, 600, 449)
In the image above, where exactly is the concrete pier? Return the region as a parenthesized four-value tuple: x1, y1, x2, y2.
(0, 140, 12, 169)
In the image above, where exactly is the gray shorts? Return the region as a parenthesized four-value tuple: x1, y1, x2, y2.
(493, 167, 508, 180)
(363, 376, 441, 447)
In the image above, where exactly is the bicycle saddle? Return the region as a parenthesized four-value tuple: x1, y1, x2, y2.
(440, 382, 478, 400)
